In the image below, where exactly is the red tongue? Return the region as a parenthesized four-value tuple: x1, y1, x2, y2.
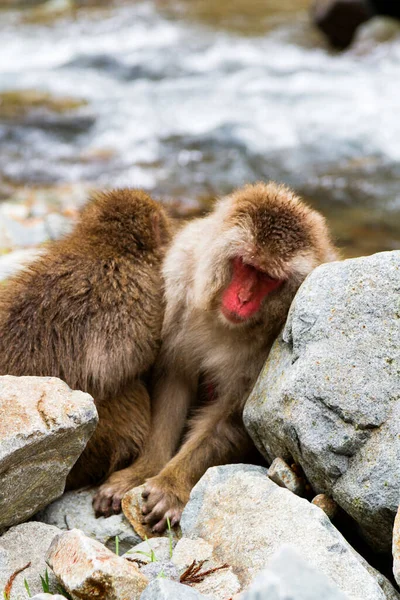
(221, 258, 281, 321)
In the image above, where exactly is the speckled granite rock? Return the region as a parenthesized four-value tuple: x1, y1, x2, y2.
(244, 251, 400, 552)
(181, 464, 399, 600)
(172, 537, 241, 599)
(0, 522, 61, 600)
(0, 376, 97, 530)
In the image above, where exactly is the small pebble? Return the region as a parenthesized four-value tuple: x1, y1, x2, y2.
(268, 457, 305, 496)
(312, 494, 338, 520)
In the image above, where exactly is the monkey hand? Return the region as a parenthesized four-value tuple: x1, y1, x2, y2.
(141, 473, 189, 533)
(92, 467, 146, 518)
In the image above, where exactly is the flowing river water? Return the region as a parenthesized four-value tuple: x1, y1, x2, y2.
(1, 0, 400, 257)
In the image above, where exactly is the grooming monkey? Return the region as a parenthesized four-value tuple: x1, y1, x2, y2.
(0, 189, 171, 508)
(101, 182, 337, 527)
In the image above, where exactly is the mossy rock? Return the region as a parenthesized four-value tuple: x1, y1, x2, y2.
(0, 89, 88, 121)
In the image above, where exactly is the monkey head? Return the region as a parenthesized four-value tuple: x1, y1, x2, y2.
(193, 182, 336, 327)
(76, 189, 171, 258)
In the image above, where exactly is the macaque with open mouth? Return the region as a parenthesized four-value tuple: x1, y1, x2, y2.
(94, 181, 337, 523)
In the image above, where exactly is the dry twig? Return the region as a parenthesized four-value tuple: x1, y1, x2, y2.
(125, 557, 147, 567)
(180, 559, 229, 585)
(3, 562, 31, 600)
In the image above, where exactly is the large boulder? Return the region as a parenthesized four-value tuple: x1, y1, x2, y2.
(0, 522, 61, 600)
(180, 464, 399, 600)
(0, 376, 97, 530)
(244, 251, 400, 552)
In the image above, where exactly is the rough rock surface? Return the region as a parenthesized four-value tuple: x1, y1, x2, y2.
(172, 538, 241, 600)
(140, 579, 209, 599)
(181, 464, 399, 600)
(268, 457, 305, 496)
(123, 537, 174, 564)
(36, 488, 140, 553)
(47, 528, 148, 600)
(140, 561, 180, 582)
(244, 252, 400, 552)
(0, 376, 98, 530)
(241, 545, 348, 599)
(122, 485, 182, 541)
(0, 522, 61, 600)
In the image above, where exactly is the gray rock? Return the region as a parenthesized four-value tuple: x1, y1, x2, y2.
(268, 457, 305, 496)
(242, 545, 348, 599)
(181, 464, 399, 600)
(172, 537, 241, 600)
(124, 537, 174, 564)
(0, 376, 98, 530)
(172, 538, 214, 570)
(0, 522, 61, 600)
(140, 579, 209, 599)
(36, 488, 140, 554)
(141, 560, 180, 581)
(244, 251, 400, 552)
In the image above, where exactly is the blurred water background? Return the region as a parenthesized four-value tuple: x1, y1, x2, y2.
(1, 0, 400, 260)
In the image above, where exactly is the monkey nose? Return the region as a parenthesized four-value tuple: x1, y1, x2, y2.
(238, 290, 252, 304)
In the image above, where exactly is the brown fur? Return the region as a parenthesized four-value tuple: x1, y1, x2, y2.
(0, 189, 171, 511)
(115, 181, 338, 531)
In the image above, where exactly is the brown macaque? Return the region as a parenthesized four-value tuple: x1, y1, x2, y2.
(116, 181, 338, 530)
(0, 189, 171, 514)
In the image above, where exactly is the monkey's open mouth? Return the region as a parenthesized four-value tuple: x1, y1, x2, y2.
(220, 257, 283, 323)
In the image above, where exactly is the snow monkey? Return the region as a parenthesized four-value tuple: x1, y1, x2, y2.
(101, 181, 337, 527)
(0, 189, 172, 509)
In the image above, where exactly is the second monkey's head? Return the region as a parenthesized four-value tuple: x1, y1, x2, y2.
(193, 181, 337, 327)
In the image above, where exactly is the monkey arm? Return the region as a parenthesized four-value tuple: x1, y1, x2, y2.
(92, 366, 196, 517)
(141, 397, 253, 532)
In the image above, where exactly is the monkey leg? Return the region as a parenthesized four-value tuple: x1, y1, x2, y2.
(141, 401, 252, 532)
(93, 372, 194, 517)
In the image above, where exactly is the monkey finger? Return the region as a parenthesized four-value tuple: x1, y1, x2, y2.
(141, 487, 163, 512)
(93, 490, 113, 518)
(151, 516, 168, 534)
(143, 501, 166, 525)
(152, 508, 182, 533)
(111, 494, 122, 514)
(170, 514, 180, 528)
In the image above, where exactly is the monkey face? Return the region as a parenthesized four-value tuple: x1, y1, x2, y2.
(220, 257, 284, 324)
